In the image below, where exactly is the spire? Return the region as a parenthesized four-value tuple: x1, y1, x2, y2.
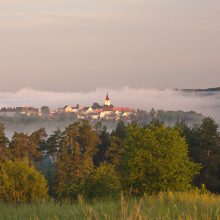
(104, 93, 111, 106)
(105, 93, 110, 101)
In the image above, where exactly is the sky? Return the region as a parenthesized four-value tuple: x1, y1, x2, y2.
(0, 0, 220, 92)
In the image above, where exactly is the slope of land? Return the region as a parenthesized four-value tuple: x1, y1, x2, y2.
(179, 87, 220, 92)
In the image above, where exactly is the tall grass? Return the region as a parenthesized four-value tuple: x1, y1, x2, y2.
(0, 192, 220, 220)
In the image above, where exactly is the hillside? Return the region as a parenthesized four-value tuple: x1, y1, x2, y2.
(179, 87, 220, 92)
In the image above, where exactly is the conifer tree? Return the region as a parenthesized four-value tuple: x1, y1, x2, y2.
(0, 123, 10, 162)
(10, 132, 31, 160)
(55, 135, 84, 199)
(30, 128, 47, 162)
(105, 122, 127, 171)
(46, 128, 63, 154)
(77, 120, 99, 176)
(55, 121, 99, 200)
(94, 122, 111, 166)
(112, 121, 127, 139)
(105, 135, 125, 171)
(192, 118, 220, 192)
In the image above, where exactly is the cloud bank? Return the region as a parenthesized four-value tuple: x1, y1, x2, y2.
(0, 87, 220, 123)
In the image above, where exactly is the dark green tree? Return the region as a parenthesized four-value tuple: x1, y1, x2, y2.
(105, 135, 125, 171)
(112, 121, 127, 139)
(192, 118, 220, 192)
(0, 123, 10, 162)
(94, 122, 111, 166)
(46, 128, 63, 154)
(105, 122, 127, 171)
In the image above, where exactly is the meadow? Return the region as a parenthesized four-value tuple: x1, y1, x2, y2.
(0, 192, 220, 220)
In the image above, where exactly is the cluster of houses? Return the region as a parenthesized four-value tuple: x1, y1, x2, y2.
(0, 106, 39, 118)
(0, 94, 136, 121)
(57, 94, 135, 121)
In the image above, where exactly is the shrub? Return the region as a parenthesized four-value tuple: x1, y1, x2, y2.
(0, 159, 48, 202)
(84, 163, 121, 199)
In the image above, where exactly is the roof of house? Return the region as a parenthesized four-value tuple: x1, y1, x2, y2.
(113, 107, 135, 112)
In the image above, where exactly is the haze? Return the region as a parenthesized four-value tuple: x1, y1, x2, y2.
(0, 88, 220, 125)
(0, 0, 220, 92)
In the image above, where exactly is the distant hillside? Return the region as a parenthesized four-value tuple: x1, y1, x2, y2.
(177, 87, 220, 92)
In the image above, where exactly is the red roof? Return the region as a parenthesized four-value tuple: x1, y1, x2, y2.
(113, 107, 135, 112)
(94, 109, 103, 113)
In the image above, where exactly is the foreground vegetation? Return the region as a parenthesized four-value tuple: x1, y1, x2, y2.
(1, 117, 220, 219)
(0, 192, 220, 220)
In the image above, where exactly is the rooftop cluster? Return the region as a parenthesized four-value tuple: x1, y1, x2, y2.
(0, 94, 136, 122)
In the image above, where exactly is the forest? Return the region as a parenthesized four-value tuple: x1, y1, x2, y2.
(1, 118, 220, 219)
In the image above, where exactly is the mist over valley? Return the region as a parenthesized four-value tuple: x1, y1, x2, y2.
(0, 87, 220, 138)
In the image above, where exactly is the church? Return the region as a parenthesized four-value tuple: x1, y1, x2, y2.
(99, 93, 135, 119)
(104, 94, 111, 107)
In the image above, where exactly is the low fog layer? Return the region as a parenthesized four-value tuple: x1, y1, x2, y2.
(0, 87, 220, 123)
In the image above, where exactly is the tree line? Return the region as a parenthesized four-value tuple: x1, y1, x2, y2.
(0, 118, 220, 202)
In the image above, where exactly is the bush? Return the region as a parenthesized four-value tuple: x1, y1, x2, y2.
(84, 163, 121, 199)
(0, 159, 48, 202)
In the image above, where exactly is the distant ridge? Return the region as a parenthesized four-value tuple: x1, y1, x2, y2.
(176, 87, 220, 92)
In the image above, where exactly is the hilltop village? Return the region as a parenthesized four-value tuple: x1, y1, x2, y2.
(0, 94, 136, 122)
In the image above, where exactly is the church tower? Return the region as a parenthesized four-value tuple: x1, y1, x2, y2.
(104, 93, 111, 106)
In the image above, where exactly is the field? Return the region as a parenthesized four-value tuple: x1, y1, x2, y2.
(0, 192, 220, 220)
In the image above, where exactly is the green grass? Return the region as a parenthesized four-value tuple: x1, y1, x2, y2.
(1, 192, 220, 220)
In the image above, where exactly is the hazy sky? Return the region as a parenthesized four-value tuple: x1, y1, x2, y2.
(0, 0, 220, 92)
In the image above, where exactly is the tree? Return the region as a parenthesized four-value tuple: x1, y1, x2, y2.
(10, 132, 31, 160)
(54, 121, 99, 200)
(0, 123, 10, 162)
(112, 121, 127, 139)
(55, 136, 83, 200)
(77, 120, 99, 176)
(191, 118, 220, 192)
(55, 123, 83, 199)
(46, 128, 63, 154)
(105, 122, 127, 171)
(123, 124, 200, 194)
(0, 159, 48, 202)
(105, 136, 125, 171)
(94, 122, 111, 166)
(92, 102, 102, 109)
(30, 128, 47, 162)
(175, 120, 199, 160)
(84, 163, 121, 199)
(77, 120, 99, 157)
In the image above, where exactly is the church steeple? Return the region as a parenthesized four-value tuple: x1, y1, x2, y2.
(104, 93, 111, 106)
